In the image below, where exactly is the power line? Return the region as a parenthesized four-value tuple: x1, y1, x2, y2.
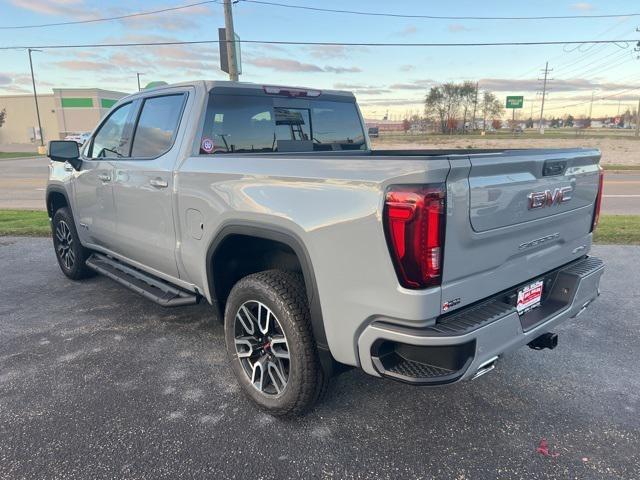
(1, 38, 639, 51)
(544, 82, 640, 112)
(513, 22, 634, 79)
(555, 48, 631, 77)
(0, 0, 219, 30)
(239, 0, 640, 21)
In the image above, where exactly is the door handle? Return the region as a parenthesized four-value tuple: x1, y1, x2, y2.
(98, 174, 111, 182)
(149, 178, 168, 188)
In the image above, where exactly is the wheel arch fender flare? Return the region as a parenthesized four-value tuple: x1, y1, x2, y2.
(205, 222, 328, 351)
(45, 185, 71, 218)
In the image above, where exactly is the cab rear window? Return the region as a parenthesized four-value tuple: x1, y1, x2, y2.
(199, 94, 366, 154)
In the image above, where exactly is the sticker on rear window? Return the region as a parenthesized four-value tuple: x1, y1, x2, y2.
(201, 138, 215, 153)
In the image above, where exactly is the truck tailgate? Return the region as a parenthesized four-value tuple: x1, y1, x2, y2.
(441, 149, 601, 315)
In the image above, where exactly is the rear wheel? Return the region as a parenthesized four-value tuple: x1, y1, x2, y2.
(51, 207, 94, 280)
(224, 270, 328, 417)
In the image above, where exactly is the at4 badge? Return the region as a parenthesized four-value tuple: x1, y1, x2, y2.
(442, 297, 461, 312)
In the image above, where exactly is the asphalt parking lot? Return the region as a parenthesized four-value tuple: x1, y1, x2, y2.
(1, 238, 638, 479)
(0, 156, 638, 214)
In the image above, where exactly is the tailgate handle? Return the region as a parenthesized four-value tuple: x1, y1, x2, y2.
(543, 160, 567, 176)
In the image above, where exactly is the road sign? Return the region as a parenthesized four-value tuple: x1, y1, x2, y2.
(506, 96, 524, 109)
(218, 28, 242, 75)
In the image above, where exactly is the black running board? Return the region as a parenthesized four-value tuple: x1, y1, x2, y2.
(86, 253, 199, 307)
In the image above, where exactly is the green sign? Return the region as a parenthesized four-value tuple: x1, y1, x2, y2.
(100, 99, 117, 109)
(506, 96, 524, 109)
(61, 97, 93, 108)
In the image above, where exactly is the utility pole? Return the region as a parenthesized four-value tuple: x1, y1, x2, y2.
(588, 90, 596, 119)
(223, 0, 240, 81)
(28, 48, 45, 151)
(538, 61, 552, 135)
(136, 72, 144, 91)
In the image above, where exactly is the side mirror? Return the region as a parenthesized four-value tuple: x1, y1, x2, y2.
(48, 140, 82, 170)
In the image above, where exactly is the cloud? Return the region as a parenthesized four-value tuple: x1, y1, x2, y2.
(358, 98, 424, 107)
(246, 57, 324, 72)
(350, 88, 391, 95)
(246, 56, 361, 73)
(389, 79, 436, 90)
(396, 25, 418, 36)
(399, 65, 416, 72)
(323, 66, 362, 74)
(10, 0, 95, 19)
(307, 45, 349, 59)
(477, 77, 640, 92)
(333, 83, 374, 89)
(54, 60, 113, 71)
(121, 14, 198, 31)
(0, 72, 34, 94)
(570, 2, 593, 11)
(448, 24, 471, 33)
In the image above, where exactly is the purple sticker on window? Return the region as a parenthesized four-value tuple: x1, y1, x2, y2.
(201, 138, 214, 153)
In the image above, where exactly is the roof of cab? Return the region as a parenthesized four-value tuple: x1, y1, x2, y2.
(128, 80, 353, 97)
(116, 80, 355, 107)
(203, 80, 354, 97)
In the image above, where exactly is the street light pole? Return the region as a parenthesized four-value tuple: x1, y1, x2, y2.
(136, 72, 143, 92)
(28, 48, 44, 149)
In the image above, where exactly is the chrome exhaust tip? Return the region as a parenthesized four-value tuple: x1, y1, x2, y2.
(471, 356, 498, 380)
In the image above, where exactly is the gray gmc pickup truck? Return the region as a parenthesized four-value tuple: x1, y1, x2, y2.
(46, 81, 605, 416)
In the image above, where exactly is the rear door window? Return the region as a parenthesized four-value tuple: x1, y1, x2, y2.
(200, 95, 275, 154)
(130, 94, 186, 158)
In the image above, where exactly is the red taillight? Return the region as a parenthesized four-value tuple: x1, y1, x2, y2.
(591, 167, 604, 232)
(383, 185, 446, 289)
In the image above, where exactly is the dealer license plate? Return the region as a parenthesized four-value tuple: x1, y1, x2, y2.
(516, 280, 543, 315)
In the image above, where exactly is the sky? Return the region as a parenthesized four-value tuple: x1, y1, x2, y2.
(0, 0, 639, 119)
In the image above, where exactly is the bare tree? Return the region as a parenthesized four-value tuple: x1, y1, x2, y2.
(481, 91, 504, 132)
(459, 81, 478, 133)
(425, 86, 447, 133)
(425, 83, 462, 134)
(0, 108, 6, 129)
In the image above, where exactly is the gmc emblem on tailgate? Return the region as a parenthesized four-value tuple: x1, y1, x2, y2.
(527, 186, 572, 209)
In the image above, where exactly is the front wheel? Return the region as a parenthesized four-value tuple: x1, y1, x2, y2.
(51, 207, 94, 280)
(224, 270, 328, 417)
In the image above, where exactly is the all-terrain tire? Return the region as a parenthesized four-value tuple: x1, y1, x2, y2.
(51, 207, 95, 280)
(224, 270, 329, 417)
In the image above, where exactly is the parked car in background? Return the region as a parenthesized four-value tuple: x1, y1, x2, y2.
(46, 80, 605, 416)
(64, 132, 91, 146)
(368, 126, 379, 138)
